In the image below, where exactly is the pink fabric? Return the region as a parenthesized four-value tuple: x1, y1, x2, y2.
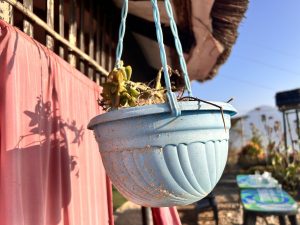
(152, 207, 182, 225)
(0, 20, 113, 225)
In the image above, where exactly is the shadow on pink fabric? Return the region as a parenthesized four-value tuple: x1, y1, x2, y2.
(0, 20, 113, 225)
(152, 207, 182, 225)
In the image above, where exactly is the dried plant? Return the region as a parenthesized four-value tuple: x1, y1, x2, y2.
(98, 62, 228, 131)
(98, 61, 184, 110)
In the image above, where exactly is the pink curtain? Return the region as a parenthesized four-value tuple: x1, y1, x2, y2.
(0, 20, 113, 225)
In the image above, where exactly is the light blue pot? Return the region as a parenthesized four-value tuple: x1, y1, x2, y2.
(88, 101, 236, 207)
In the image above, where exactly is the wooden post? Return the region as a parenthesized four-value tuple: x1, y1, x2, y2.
(88, 0, 95, 80)
(59, 0, 64, 57)
(100, 14, 107, 72)
(282, 112, 288, 153)
(141, 207, 153, 225)
(99, 5, 108, 85)
(286, 112, 296, 155)
(79, 0, 85, 73)
(100, 7, 108, 84)
(23, 0, 33, 36)
(296, 109, 300, 150)
(68, 0, 77, 67)
(0, 1, 13, 24)
(95, 3, 101, 85)
(46, 0, 54, 49)
(105, 4, 115, 73)
(107, 19, 113, 71)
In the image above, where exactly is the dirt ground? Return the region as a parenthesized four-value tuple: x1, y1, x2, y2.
(114, 170, 300, 225)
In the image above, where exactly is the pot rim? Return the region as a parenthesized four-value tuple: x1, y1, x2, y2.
(88, 101, 237, 129)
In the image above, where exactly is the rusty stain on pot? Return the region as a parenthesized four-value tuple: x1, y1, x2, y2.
(100, 145, 164, 153)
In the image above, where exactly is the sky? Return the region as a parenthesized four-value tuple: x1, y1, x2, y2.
(192, 0, 300, 116)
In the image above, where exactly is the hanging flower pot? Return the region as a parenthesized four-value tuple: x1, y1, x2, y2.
(89, 101, 235, 207)
(88, 0, 237, 207)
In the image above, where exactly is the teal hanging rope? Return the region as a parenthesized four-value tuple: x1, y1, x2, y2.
(150, 0, 172, 93)
(150, 0, 181, 116)
(164, 0, 192, 96)
(115, 0, 193, 116)
(115, 0, 128, 68)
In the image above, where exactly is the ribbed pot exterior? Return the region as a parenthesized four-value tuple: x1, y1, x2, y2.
(88, 102, 236, 207)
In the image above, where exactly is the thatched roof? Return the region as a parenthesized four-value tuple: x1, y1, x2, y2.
(113, 0, 249, 82)
(209, 0, 249, 80)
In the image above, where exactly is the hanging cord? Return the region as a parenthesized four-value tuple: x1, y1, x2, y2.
(114, 0, 188, 116)
(150, 0, 181, 116)
(179, 96, 227, 132)
(115, 0, 128, 68)
(164, 0, 192, 96)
